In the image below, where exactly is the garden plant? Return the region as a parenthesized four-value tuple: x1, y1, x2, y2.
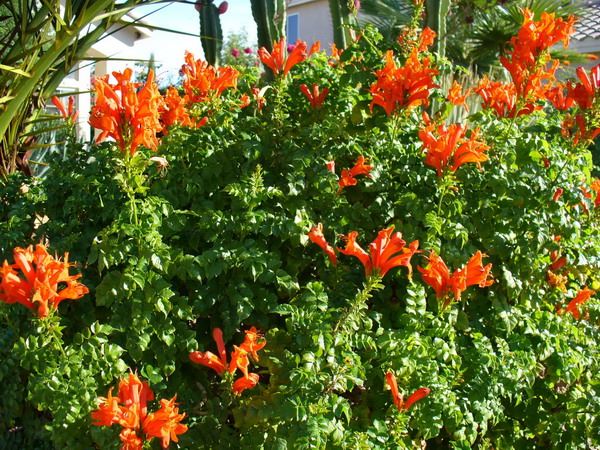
(1, 4, 600, 449)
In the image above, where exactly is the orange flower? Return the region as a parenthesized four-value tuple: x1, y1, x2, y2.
(418, 251, 493, 308)
(0, 244, 88, 318)
(119, 429, 143, 450)
(557, 287, 595, 319)
(90, 69, 164, 155)
(308, 223, 338, 265)
(309, 41, 321, 55)
(338, 170, 358, 195)
(447, 81, 470, 112)
(299, 83, 329, 109)
(419, 122, 489, 177)
(233, 373, 260, 395)
(181, 52, 240, 104)
(189, 327, 265, 395)
(51, 95, 78, 123)
(258, 38, 308, 77)
(546, 83, 574, 110)
(474, 75, 539, 118)
(499, 9, 575, 102)
(143, 396, 188, 449)
(334, 156, 374, 195)
(159, 86, 195, 133)
(189, 327, 228, 374)
(329, 43, 343, 66)
(348, 156, 374, 178)
(93, 374, 186, 450)
(569, 64, 600, 110)
(239, 326, 266, 361)
(370, 49, 439, 115)
(386, 371, 430, 411)
(338, 227, 419, 279)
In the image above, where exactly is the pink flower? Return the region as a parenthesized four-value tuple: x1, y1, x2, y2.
(231, 48, 240, 58)
(287, 44, 296, 54)
(244, 47, 253, 54)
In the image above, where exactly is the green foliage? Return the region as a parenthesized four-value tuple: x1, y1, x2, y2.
(1, 18, 600, 450)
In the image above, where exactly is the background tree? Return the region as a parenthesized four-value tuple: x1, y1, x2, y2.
(221, 30, 258, 68)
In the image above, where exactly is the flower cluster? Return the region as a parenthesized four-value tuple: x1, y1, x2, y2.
(327, 155, 374, 195)
(476, 9, 576, 118)
(370, 49, 439, 115)
(556, 64, 600, 144)
(0, 244, 88, 318)
(556, 287, 595, 320)
(337, 227, 419, 279)
(419, 120, 489, 177)
(258, 38, 308, 77)
(386, 371, 430, 412)
(418, 251, 494, 308)
(181, 51, 240, 104)
(299, 83, 328, 109)
(92, 373, 187, 450)
(189, 327, 266, 395)
(51, 95, 78, 123)
(90, 68, 164, 155)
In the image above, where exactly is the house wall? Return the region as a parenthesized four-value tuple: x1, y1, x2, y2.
(288, 0, 333, 51)
(57, 14, 152, 141)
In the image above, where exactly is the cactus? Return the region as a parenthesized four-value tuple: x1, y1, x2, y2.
(250, 0, 286, 80)
(425, 0, 451, 58)
(328, 0, 357, 49)
(250, 0, 286, 52)
(197, 0, 223, 67)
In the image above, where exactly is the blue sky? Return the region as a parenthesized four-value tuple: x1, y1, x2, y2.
(133, 1, 257, 83)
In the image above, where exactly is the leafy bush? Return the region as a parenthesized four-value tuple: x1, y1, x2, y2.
(1, 8, 600, 449)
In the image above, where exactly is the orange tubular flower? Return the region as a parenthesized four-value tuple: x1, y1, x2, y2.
(189, 327, 265, 395)
(370, 49, 439, 116)
(419, 123, 489, 177)
(348, 156, 374, 178)
(233, 373, 260, 395)
(90, 69, 164, 155)
(569, 64, 600, 110)
(309, 41, 321, 55)
(338, 227, 419, 279)
(299, 83, 329, 109)
(51, 95, 78, 123)
(258, 38, 308, 77)
(189, 327, 228, 374)
(240, 326, 266, 361)
(557, 287, 595, 319)
(418, 251, 493, 308)
(546, 83, 574, 110)
(473, 75, 539, 118)
(0, 244, 88, 318)
(143, 396, 188, 449)
(499, 9, 576, 104)
(447, 81, 470, 112)
(181, 52, 240, 104)
(159, 86, 194, 134)
(386, 372, 430, 411)
(334, 156, 374, 195)
(93, 373, 187, 450)
(308, 223, 338, 265)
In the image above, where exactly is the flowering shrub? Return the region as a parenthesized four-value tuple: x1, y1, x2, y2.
(1, 7, 600, 449)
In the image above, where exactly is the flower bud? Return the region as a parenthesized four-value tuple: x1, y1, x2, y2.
(218, 1, 228, 14)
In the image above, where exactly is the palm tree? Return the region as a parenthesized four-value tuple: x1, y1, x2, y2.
(360, 0, 589, 72)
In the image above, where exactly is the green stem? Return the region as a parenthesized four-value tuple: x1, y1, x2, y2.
(334, 274, 383, 334)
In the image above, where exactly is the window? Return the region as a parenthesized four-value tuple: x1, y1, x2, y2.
(287, 14, 299, 44)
